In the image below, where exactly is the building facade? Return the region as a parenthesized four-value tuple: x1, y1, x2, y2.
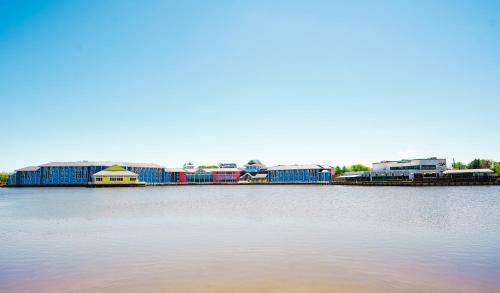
(244, 159, 267, 175)
(91, 166, 140, 185)
(267, 165, 332, 183)
(210, 168, 240, 183)
(373, 158, 447, 172)
(8, 161, 166, 186)
(370, 157, 447, 180)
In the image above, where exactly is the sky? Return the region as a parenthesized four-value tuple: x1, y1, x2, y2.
(1, 0, 499, 171)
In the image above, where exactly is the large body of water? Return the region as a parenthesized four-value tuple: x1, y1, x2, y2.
(1, 186, 499, 292)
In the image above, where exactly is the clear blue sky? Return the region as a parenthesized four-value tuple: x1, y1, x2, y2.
(1, 0, 499, 171)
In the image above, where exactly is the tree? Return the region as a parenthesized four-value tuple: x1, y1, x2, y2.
(468, 158, 493, 169)
(0, 172, 9, 183)
(479, 159, 493, 169)
(341, 166, 348, 174)
(198, 165, 218, 169)
(468, 159, 481, 169)
(335, 166, 342, 175)
(495, 162, 500, 175)
(452, 161, 466, 170)
(349, 164, 371, 172)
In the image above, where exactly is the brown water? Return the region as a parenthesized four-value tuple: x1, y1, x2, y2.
(1, 186, 499, 292)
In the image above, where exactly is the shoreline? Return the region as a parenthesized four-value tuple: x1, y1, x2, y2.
(4, 180, 499, 188)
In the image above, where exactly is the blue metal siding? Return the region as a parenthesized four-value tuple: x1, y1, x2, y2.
(268, 169, 331, 183)
(9, 164, 167, 186)
(41, 166, 91, 185)
(164, 172, 181, 183)
(7, 174, 16, 185)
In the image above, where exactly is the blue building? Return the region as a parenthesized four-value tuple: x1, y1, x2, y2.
(9, 166, 42, 185)
(244, 159, 267, 175)
(267, 164, 332, 183)
(8, 161, 166, 186)
(163, 168, 186, 184)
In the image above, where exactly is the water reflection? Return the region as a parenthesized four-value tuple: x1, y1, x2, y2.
(1, 186, 499, 292)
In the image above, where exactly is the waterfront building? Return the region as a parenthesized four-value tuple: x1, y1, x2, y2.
(183, 162, 195, 169)
(334, 157, 448, 182)
(10, 166, 41, 185)
(335, 171, 367, 182)
(244, 159, 267, 175)
(373, 158, 447, 172)
(185, 169, 213, 184)
(267, 165, 332, 183)
(219, 163, 237, 168)
(240, 173, 268, 183)
(209, 168, 241, 183)
(8, 161, 166, 186)
(443, 169, 493, 179)
(91, 166, 140, 185)
(370, 157, 447, 180)
(164, 168, 187, 184)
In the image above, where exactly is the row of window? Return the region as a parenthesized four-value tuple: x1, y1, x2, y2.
(389, 165, 437, 170)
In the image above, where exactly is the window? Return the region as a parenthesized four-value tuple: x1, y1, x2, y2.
(96, 177, 102, 182)
(130, 178, 136, 182)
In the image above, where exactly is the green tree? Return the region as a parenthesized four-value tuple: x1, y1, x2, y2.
(0, 172, 9, 183)
(468, 159, 481, 169)
(452, 161, 466, 170)
(495, 162, 500, 175)
(198, 165, 218, 169)
(468, 158, 493, 169)
(335, 166, 342, 175)
(349, 164, 371, 172)
(341, 166, 348, 174)
(479, 159, 493, 169)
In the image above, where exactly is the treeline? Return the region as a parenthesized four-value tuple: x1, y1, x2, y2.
(334, 164, 371, 175)
(452, 159, 500, 175)
(197, 165, 218, 169)
(0, 172, 9, 183)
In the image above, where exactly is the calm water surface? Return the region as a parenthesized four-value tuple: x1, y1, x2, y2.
(1, 186, 499, 292)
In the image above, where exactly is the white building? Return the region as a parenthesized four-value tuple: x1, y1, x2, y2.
(373, 157, 447, 172)
(369, 157, 447, 180)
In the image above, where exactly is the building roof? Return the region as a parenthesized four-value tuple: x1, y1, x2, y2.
(443, 169, 493, 174)
(336, 174, 362, 178)
(267, 164, 332, 171)
(39, 161, 165, 168)
(207, 168, 240, 172)
(253, 174, 267, 179)
(15, 166, 40, 172)
(164, 168, 186, 173)
(373, 157, 445, 164)
(93, 170, 138, 177)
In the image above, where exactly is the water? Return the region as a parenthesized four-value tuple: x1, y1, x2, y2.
(1, 186, 499, 292)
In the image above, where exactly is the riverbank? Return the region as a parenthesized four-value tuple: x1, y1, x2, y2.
(332, 180, 499, 186)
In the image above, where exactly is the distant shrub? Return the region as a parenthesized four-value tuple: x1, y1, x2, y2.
(0, 172, 9, 183)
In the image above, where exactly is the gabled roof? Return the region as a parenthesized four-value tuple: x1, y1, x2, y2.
(93, 170, 138, 177)
(104, 165, 127, 172)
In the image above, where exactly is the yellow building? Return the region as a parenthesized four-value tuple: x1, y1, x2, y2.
(91, 165, 141, 185)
